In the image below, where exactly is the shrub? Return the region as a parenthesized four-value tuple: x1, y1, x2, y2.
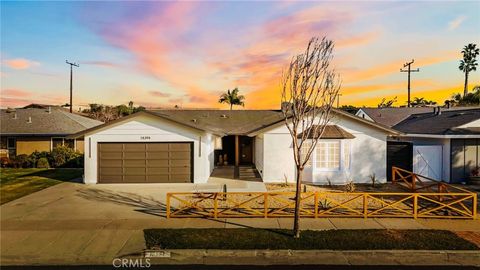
(50, 146, 83, 168)
(0, 157, 11, 168)
(344, 181, 356, 192)
(11, 154, 32, 168)
(36, 157, 50, 168)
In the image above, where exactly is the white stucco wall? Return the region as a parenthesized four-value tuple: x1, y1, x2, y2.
(254, 134, 264, 177)
(258, 115, 389, 184)
(83, 113, 212, 184)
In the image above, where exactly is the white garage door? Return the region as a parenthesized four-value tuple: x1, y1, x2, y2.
(413, 145, 443, 180)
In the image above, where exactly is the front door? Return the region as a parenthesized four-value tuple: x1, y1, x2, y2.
(239, 136, 253, 164)
(413, 145, 443, 180)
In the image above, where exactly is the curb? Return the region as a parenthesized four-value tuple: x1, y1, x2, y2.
(144, 249, 480, 266)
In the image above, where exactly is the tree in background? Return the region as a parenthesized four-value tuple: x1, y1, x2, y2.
(281, 37, 340, 238)
(218, 88, 245, 110)
(377, 96, 397, 108)
(448, 85, 480, 106)
(338, 105, 359, 115)
(83, 102, 145, 122)
(459, 43, 479, 96)
(410, 97, 437, 107)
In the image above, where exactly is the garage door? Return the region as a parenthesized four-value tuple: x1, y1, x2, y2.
(98, 142, 192, 183)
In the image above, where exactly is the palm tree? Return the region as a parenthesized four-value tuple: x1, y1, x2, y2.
(218, 88, 245, 110)
(459, 43, 479, 96)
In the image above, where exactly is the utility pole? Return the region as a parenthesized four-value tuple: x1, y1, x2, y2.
(400, 59, 419, 107)
(66, 60, 79, 113)
(336, 93, 342, 108)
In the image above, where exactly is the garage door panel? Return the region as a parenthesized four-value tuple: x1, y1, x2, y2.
(147, 144, 169, 151)
(171, 174, 191, 183)
(98, 142, 192, 183)
(124, 175, 146, 182)
(171, 152, 190, 159)
(147, 167, 169, 174)
(147, 160, 169, 167)
(170, 159, 190, 167)
(99, 175, 123, 183)
(124, 160, 146, 167)
(170, 144, 191, 151)
(100, 152, 123, 159)
(124, 152, 146, 159)
(124, 167, 146, 175)
(147, 152, 169, 159)
(100, 159, 122, 167)
(124, 144, 146, 151)
(99, 144, 123, 151)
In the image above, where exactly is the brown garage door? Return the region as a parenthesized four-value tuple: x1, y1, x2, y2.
(98, 142, 192, 183)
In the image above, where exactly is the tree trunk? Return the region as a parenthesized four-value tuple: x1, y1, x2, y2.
(293, 167, 303, 238)
(230, 104, 233, 110)
(464, 71, 469, 96)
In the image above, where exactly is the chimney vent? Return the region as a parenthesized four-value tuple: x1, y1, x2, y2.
(436, 106, 442, 115)
(191, 119, 197, 123)
(27, 117, 32, 123)
(47, 107, 51, 113)
(13, 113, 17, 119)
(220, 114, 228, 119)
(433, 107, 436, 114)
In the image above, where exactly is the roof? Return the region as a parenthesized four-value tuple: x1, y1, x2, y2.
(298, 125, 355, 139)
(357, 106, 478, 127)
(69, 107, 400, 139)
(392, 108, 480, 135)
(1, 107, 103, 136)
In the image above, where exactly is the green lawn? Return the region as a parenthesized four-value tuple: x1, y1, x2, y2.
(144, 228, 479, 250)
(0, 168, 83, 205)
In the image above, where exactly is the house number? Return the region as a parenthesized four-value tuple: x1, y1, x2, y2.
(140, 136, 151, 140)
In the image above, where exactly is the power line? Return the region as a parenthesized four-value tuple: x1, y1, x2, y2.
(66, 60, 79, 113)
(400, 59, 419, 107)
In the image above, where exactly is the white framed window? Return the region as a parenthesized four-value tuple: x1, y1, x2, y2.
(343, 140, 351, 169)
(300, 140, 312, 167)
(315, 140, 340, 170)
(51, 137, 76, 150)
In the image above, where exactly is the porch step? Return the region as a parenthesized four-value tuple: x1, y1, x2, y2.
(238, 166, 262, 182)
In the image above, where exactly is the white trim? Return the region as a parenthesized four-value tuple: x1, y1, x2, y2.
(396, 134, 480, 139)
(314, 140, 341, 172)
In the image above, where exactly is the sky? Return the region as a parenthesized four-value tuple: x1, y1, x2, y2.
(1, 1, 479, 110)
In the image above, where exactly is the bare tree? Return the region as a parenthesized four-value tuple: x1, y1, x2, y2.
(281, 37, 340, 238)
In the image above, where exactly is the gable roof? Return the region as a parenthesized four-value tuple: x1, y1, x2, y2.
(69, 107, 400, 139)
(1, 107, 103, 136)
(393, 108, 480, 135)
(357, 107, 477, 127)
(298, 125, 355, 139)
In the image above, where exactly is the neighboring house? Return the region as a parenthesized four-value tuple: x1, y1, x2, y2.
(0, 106, 103, 157)
(69, 108, 399, 184)
(358, 107, 480, 183)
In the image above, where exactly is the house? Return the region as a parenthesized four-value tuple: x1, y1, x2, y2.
(358, 107, 480, 183)
(0, 106, 103, 157)
(68, 108, 399, 184)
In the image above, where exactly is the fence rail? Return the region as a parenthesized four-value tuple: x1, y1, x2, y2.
(166, 167, 477, 219)
(167, 191, 477, 219)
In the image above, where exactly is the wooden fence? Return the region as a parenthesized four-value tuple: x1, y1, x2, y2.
(166, 167, 477, 219)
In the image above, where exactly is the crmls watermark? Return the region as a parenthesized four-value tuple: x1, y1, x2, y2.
(112, 258, 151, 268)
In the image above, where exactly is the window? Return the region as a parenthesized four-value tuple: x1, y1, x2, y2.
(52, 138, 76, 150)
(316, 141, 340, 170)
(52, 138, 64, 149)
(301, 140, 312, 167)
(343, 140, 351, 169)
(7, 138, 16, 149)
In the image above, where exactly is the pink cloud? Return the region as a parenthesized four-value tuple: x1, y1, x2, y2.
(149, 91, 170, 98)
(80, 61, 121, 68)
(3, 58, 39, 70)
(1, 88, 32, 97)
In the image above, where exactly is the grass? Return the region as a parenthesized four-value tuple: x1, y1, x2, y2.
(0, 168, 83, 205)
(144, 228, 479, 250)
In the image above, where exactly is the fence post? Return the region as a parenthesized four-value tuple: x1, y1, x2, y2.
(166, 193, 171, 218)
(214, 193, 218, 219)
(314, 192, 319, 218)
(392, 168, 396, 184)
(363, 193, 368, 219)
(413, 194, 418, 219)
(264, 193, 268, 218)
(473, 194, 477, 220)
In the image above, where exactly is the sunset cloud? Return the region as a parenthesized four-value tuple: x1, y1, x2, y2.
(3, 58, 39, 70)
(448, 15, 467, 31)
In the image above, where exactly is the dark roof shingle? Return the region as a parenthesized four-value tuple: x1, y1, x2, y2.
(1, 107, 103, 135)
(298, 125, 355, 139)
